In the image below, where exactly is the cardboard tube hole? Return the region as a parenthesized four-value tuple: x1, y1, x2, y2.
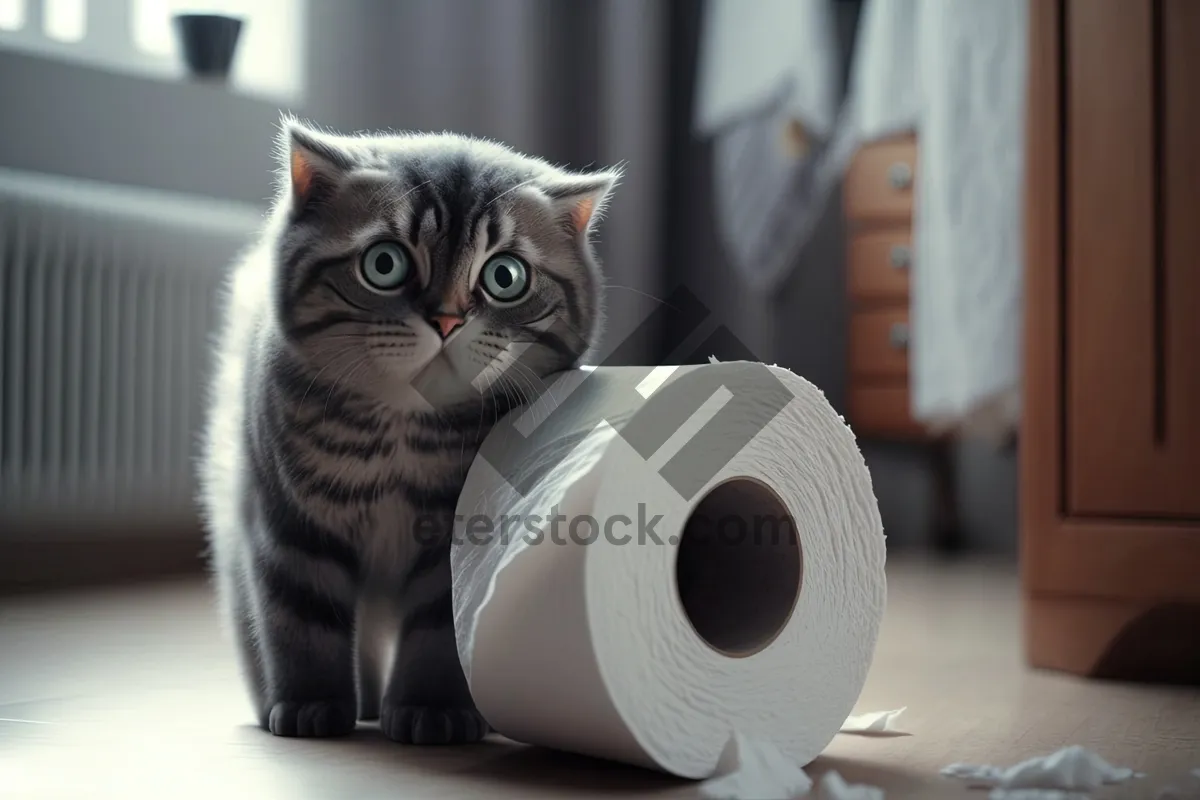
(674, 478, 802, 657)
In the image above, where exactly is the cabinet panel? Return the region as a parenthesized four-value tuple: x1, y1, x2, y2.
(843, 137, 918, 223)
(1164, 0, 1200, 479)
(847, 383, 925, 439)
(1065, 0, 1200, 518)
(847, 228, 912, 304)
(849, 309, 910, 380)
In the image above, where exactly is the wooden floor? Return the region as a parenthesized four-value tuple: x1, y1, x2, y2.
(1, 558, 1197, 799)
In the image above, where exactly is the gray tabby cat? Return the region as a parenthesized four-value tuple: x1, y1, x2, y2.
(198, 117, 618, 743)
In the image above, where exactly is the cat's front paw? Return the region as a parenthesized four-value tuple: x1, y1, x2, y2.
(380, 704, 488, 745)
(267, 700, 357, 737)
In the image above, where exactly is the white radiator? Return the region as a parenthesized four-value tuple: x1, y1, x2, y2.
(0, 168, 262, 539)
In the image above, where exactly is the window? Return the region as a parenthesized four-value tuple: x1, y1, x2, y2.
(132, 0, 302, 99)
(0, 0, 304, 101)
(0, 0, 26, 31)
(44, 0, 85, 41)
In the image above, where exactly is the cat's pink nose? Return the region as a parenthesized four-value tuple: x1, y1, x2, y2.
(429, 313, 465, 339)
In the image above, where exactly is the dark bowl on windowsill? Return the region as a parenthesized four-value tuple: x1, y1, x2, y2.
(173, 13, 243, 83)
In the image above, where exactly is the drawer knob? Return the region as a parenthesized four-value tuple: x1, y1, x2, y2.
(889, 245, 911, 269)
(888, 322, 910, 350)
(887, 162, 913, 190)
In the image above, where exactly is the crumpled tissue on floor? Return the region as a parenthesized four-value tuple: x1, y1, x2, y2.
(698, 733, 813, 800)
(985, 790, 1089, 800)
(941, 745, 1142, 796)
(839, 707, 909, 737)
(814, 770, 885, 800)
(697, 733, 888, 799)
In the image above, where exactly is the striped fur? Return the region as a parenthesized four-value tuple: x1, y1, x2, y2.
(198, 117, 617, 742)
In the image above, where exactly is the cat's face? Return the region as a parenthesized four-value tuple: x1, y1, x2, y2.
(270, 119, 618, 413)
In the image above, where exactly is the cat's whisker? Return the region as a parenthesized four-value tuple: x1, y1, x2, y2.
(381, 178, 434, 215)
(493, 370, 519, 414)
(504, 354, 554, 400)
(322, 354, 373, 426)
(365, 176, 403, 213)
(603, 282, 674, 309)
(484, 177, 537, 209)
(298, 343, 371, 406)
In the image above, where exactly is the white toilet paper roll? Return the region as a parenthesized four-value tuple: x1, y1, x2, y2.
(450, 362, 886, 779)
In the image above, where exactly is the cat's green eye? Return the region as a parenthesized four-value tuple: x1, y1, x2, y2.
(480, 254, 530, 302)
(359, 241, 412, 293)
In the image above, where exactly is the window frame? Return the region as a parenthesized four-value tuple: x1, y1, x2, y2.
(0, 0, 305, 104)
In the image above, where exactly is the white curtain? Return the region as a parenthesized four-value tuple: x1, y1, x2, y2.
(848, 0, 1028, 438)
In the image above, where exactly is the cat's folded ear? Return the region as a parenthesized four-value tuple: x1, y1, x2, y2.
(276, 117, 354, 212)
(540, 168, 622, 237)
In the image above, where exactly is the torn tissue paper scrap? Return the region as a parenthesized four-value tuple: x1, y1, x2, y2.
(941, 745, 1141, 792)
(695, 708, 906, 799)
(840, 708, 909, 737)
(696, 734, 887, 800)
(986, 791, 1088, 800)
(816, 770, 885, 800)
(697, 733, 813, 800)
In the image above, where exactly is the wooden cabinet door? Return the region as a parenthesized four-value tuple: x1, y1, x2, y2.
(1066, 0, 1200, 518)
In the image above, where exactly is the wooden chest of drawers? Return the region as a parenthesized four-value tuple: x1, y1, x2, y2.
(843, 133, 924, 440)
(841, 132, 961, 553)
